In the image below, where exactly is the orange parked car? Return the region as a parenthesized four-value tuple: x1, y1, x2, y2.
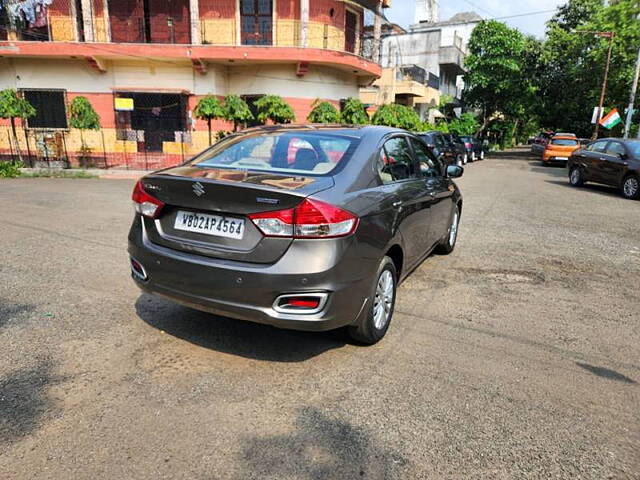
(542, 136, 580, 165)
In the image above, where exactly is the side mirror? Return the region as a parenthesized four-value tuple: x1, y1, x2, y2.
(447, 165, 463, 178)
(619, 152, 628, 160)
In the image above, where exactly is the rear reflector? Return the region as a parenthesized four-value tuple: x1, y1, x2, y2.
(248, 198, 357, 238)
(273, 293, 328, 314)
(130, 257, 148, 281)
(132, 180, 165, 219)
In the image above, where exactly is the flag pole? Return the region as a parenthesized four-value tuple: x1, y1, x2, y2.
(593, 32, 615, 141)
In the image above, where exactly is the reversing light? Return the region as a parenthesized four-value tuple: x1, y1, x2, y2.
(132, 180, 165, 219)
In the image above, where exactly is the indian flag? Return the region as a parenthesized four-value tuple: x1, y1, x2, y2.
(599, 108, 622, 129)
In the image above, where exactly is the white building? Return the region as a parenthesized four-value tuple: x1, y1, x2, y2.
(379, 5, 482, 118)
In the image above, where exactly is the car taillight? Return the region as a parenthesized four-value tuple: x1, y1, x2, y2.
(464, 142, 471, 148)
(248, 198, 358, 238)
(132, 180, 164, 219)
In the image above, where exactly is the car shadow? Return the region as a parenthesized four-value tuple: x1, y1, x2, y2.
(134, 294, 348, 362)
(544, 179, 622, 198)
(529, 162, 568, 177)
(490, 148, 536, 160)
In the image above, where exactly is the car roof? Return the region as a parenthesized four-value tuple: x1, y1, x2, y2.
(551, 135, 578, 140)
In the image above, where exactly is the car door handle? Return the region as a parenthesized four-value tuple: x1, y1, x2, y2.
(392, 201, 402, 209)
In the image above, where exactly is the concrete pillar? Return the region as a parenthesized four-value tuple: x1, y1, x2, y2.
(102, 0, 112, 42)
(80, 0, 95, 42)
(300, 0, 309, 47)
(190, 0, 201, 44)
(372, 0, 382, 62)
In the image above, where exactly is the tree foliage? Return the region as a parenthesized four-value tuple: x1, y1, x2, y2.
(448, 113, 480, 136)
(371, 104, 422, 130)
(194, 95, 224, 144)
(463, 0, 640, 143)
(340, 97, 369, 125)
(307, 100, 341, 123)
(0, 89, 36, 162)
(254, 95, 295, 124)
(222, 95, 254, 131)
(0, 88, 36, 122)
(69, 96, 101, 130)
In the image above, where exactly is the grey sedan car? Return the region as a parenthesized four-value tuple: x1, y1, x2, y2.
(128, 125, 463, 344)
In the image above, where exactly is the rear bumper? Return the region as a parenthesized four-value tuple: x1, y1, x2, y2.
(543, 154, 569, 164)
(128, 217, 374, 331)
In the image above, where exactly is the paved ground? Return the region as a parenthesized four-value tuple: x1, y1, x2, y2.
(1, 148, 639, 479)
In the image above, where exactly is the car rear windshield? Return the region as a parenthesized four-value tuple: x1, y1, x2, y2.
(551, 139, 578, 146)
(192, 132, 357, 175)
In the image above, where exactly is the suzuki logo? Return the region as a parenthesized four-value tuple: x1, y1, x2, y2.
(193, 182, 205, 197)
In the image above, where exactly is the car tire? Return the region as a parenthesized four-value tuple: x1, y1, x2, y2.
(435, 204, 460, 255)
(621, 174, 640, 200)
(348, 256, 397, 345)
(569, 166, 585, 187)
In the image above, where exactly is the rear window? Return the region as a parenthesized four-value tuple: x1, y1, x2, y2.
(551, 139, 578, 146)
(192, 132, 356, 175)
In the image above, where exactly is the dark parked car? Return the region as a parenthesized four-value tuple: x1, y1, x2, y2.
(128, 126, 464, 344)
(417, 131, 458, 167)
(568, 138, 640, 200)
(443, 133, 468, 165)
(530, 131, 554, 156)
(459, 135, 486, 161)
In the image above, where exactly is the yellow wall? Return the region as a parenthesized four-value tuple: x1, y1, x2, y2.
(201, 19, 236, 45)
(49, 16, 76, 42)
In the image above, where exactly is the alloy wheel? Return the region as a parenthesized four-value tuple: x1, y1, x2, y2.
(373, 270, 394, 330)
(570, 168, 581, 185)
(623, 176, 639, 198)
(449, 208, 459, 246)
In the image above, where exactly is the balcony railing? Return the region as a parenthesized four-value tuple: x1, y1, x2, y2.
(0, 0, 383, 63)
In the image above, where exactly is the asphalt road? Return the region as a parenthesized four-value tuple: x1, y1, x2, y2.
(1, 149, 639, 479)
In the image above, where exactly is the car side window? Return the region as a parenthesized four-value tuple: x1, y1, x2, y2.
(606, 142, 626, 156)
(588, 141, 608, 153)
(434, 134, 445, 147)
(410, 138, 441, 178)
(377, 137, 416, 184)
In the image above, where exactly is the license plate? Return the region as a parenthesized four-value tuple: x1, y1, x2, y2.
(174, 211, 245, 239)
(556, 157, 568, 160)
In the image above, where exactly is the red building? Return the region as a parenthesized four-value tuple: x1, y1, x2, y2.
(0, 0, 388, 168)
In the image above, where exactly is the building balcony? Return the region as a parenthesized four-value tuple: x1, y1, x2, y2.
(438, 45, 465, 75)
(0, 0, 385, 78)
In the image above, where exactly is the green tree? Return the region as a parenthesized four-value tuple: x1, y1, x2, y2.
(68, 96, 101, 158)
(448, 113, 480, 136)
(307, 100, 341, 123)
(340, 97, 369, 125)
(464, 21, 534, 134)
(222, 95, 254, 131)
(193, 95, 224, 145)
(371, 104, 422, 130)
(0, 89, 36, 162)
(254, 95, 295, 124)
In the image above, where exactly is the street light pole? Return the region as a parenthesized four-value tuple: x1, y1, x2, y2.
(623, 45, 640, 138)
(593, 31, 615, 140)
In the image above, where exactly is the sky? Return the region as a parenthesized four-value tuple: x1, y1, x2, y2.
(384, 0, 567, 38)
